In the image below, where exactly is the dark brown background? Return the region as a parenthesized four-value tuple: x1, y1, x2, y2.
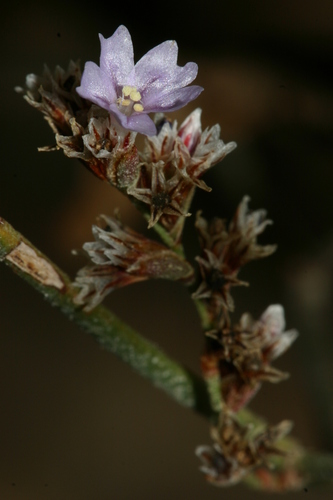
(1, 1, 333, 498)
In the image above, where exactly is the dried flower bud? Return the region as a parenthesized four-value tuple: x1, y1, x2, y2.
(238, 305, 299, 363)
(56, 111, 140, 186)
(196, 410, 293, 487)
(227, 195, 277, 266)
(16, 61, 87, 136)
(17, 63, 140, 187)
(73, 214, 194, 311)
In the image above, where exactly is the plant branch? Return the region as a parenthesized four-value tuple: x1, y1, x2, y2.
(1, 215, 333, 490)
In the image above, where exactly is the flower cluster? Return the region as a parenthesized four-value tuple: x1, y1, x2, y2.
(16, 61, 140, 185)
(73, 214, 194, 311)
(192, 199, 299, 486)
(17, 27, 235, 245)
(17, 24, 303, 491)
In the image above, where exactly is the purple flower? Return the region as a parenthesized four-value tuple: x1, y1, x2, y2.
(76, 26, 203, 136)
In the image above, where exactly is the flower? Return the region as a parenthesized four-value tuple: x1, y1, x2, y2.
(73, 214, 194, 310)
(76, 25, 203, 136)
(243, 304, 299, 364)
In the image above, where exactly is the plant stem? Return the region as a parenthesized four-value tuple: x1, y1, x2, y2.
(1, 215, 333, 489)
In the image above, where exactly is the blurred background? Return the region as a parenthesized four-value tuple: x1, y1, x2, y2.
(1, 0, 333, 498)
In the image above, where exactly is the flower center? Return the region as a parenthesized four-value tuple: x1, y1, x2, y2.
(151, 191, 171, 209)
(117, 85, 144, 116)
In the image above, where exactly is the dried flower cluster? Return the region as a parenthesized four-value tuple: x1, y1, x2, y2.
(196, 410, 296, 487)
(200, 305, 298, 412)
(193, 201, 299, 485)
(74, 214, 194, 311)
(16, 61, 140, 185)
(193, 196, 276, 330)
(128, 110, 236, 240)
(17, 24, 303, 491)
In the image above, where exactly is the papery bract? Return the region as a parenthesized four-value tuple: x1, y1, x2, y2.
(76, 25, 203, 136)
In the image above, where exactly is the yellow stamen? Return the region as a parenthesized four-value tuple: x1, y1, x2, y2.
(122, 85, 133, 97)
(130, 90, 141, 102)
(121, 99, 131, 107)
(118, 85, 144, 115)
(133, 103, 144, 112)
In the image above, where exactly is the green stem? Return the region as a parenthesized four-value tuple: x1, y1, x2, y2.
(142, 211, 185, 257)
(127, 195, 186, 257)
(193, 297, 212, 330)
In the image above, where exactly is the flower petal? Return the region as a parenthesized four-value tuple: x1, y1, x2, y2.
(143, 85, 203, 113)
(109, 106, 157, 136)
(134, 41, 199, 93)
(127, 114, 157, 136)
(133, 40, 179, 88)
(76, 61, 116, 108)
(269, 329, 299, 360)
(178, 108, 202, 154)
(99, 26, 134, 85)
(260, 304, 286, 341)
